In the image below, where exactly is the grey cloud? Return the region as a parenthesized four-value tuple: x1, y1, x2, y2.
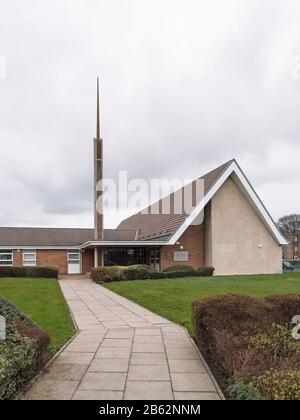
(0, 0, 299, 228)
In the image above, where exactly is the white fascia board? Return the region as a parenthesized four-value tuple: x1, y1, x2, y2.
(79, 241, 166, 249)
(231, 162, 288, 245)
(0, 246, 80, 250)
(167, 161, 288, 246)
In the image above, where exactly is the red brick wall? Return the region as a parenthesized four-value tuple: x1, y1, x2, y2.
(13, 250, 22, 267)
(160, 224, 205, 271)
(11, 249, 69, 274)
(82, 249, 94, 274)
(36, 250, 68, 274)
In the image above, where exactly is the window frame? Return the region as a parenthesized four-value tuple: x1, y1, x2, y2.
(68, 251, 81, 264)
(0, 250, 13, 266)
(22, 250, 37, 267)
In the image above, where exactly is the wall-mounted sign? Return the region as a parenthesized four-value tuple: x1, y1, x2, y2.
(173, 251, 189, 262)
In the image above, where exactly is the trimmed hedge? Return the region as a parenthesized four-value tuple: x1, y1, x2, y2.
(91, 265, 215, 284)
(163, 265, 196, 273)
(163, 265, 214, 277)
(192, 293, 300, 400)
(0, 266, 58, 279)
(197, 266, 215, 277)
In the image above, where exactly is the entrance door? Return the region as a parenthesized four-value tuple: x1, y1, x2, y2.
(149, 248, 160, 271)
(68, 251, 81, 274)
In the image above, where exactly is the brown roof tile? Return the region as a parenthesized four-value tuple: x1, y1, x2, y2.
(117, 160, 233, 240)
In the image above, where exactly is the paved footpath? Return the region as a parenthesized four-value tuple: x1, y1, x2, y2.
(24, 279, 222, 400)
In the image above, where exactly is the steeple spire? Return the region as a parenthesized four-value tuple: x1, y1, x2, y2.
(94, 77, 104, 266)
(96, 77, 100, 141)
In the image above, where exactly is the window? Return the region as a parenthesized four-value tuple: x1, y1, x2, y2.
(103, 248, 147, 266)
(23, 250, 36, 267)
(68, 251, 80, 264)
(0, 250, 13, 266)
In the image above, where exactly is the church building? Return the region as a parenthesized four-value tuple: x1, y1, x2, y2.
(0, 81, 287, 276)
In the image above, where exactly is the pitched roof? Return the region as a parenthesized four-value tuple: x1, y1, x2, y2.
(0, 227, 137, 247)
(117, 160, 234, 240)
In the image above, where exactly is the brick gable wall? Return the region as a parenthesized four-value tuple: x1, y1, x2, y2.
(160, 224, 205, 271)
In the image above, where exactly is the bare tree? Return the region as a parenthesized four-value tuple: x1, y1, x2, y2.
(278, 214, 300, 235)
(278, 214, 300, 260)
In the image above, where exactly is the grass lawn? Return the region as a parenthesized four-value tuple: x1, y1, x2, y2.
(105, 272, 300, 335)
(0, 278, 75, 353)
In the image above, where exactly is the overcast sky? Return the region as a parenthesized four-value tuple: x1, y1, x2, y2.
(0, 0, 300, 229)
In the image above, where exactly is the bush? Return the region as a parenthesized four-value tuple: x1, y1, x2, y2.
(0, 326, 37, 400)
(122, 266, 150, 280)
(0, 295, 50, 400)
(192, 294, 300, 400)
(197, 266, 215, 277)
(251, 369, 300, 400)
(229, 380, 263, 400)
(192, 294, 270, 357)
(92, 265, 215, 283)
(0, 296, 33, 325)
(264, 294, 300, 324)
(0, 266, 58, 279)
(163, 265, 196, 273)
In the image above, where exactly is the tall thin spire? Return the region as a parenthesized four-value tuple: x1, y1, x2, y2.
(96, 76, 100, 140)
(94, 77, 104, 264)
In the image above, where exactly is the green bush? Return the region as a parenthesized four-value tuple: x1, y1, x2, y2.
(0, 325, 37, 400)
(123, 266, 150, 280)
(0, 295, 50, 400)
(197, 266, 215, 277)
(0, 296, 33, 325)
(91, 265, 154, 283)
(163, 265, 196, 273)
(250, 369, 300, 400)
(0, 266, 58, 279)
(229, 380, 263, 400)
(159, 270, 197, 279)
(92, 265, 215, 283)
(244, 323, 300, 360)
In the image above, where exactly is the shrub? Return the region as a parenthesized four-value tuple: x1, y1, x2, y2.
(163, 265, 196, 273)
(251, 369, 300, 400)
(0, 296, 33, 325)
(192, 294, 300, 399)
(228, 379, 263, 400)
(0, 266, 58, 279)
(0, 296, 50, 400)
(0, 325, 37, 400)
(197, 266, 215, 277)
(123, 266, 150, 280)
(91, 265, 204, 283)
(264, 294, 300, 325)
(128, 264, 156, 272)
(244, 323, 300, 361)
(192, 294, 270, 357)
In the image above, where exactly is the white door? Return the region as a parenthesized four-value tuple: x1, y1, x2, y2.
(68, 251, 81, 274)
